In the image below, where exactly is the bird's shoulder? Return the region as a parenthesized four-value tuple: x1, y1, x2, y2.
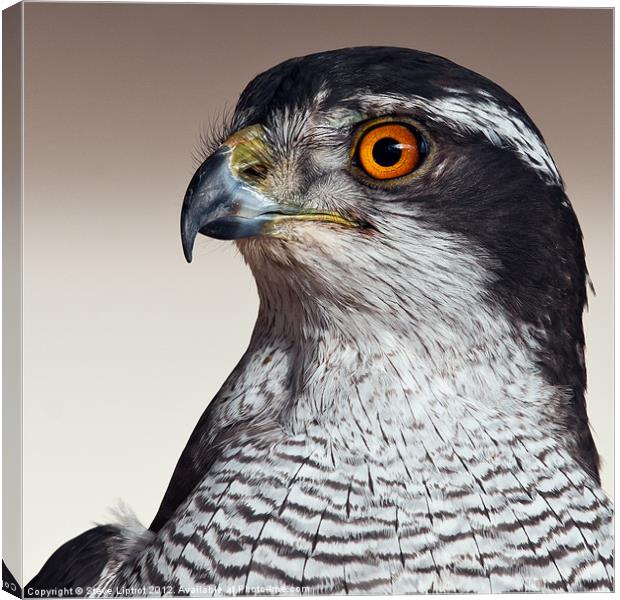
(25, 526, 121, 597)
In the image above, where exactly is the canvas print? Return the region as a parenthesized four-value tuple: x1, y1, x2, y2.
(3, 3, 613, 597)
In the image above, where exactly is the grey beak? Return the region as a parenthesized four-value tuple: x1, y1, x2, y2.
(180, 147, 291, 262)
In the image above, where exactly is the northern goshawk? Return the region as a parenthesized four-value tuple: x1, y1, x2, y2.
(29, 46, 613, 595)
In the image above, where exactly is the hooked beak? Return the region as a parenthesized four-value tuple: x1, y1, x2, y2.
(180, 146, 291, 262)
(180, 126, 362, 263)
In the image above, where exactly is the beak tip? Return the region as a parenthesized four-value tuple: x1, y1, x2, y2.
(181, 216, 197, 264)
(182, 233, 195, 263)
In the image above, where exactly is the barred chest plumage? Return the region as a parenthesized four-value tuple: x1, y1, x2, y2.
(109, 395, 613, 594)
(101, 302, 614, 595)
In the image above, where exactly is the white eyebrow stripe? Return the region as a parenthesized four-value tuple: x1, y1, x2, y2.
(353, 93, 562, 186)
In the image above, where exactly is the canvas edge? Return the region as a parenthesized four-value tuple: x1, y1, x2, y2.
(3, 1, 24, 597)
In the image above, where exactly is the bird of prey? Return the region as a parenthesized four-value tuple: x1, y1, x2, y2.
(29, 46, 613, 595)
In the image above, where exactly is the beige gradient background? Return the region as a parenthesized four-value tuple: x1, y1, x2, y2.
(21, 4, 612, 583)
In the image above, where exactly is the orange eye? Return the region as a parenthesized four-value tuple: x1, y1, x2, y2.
(357, 123, 421, 180)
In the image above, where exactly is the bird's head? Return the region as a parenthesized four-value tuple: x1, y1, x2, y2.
(182, 47, 585, 343)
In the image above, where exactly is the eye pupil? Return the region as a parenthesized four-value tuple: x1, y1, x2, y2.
(372, 137, 402, 167)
